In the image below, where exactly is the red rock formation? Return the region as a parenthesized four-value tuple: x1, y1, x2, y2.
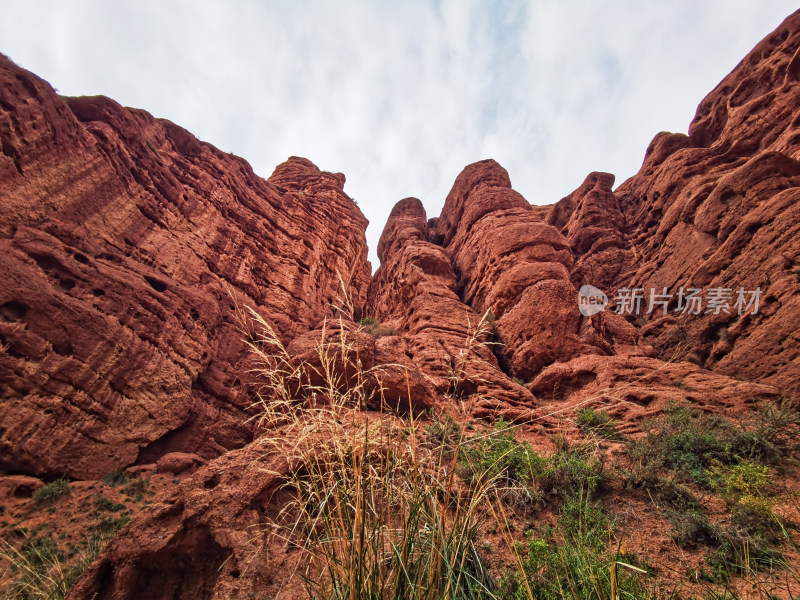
(547, 172, 630, 291)
(529, 354, 780, 432)
(365, 196, 536, 419)
(551, 10, 800, 390)
(0, 475, 44, 499)
(65, 436, 298, 600)
(57, 10, 800, 599)
(433, 160, 636, 381)
(0, 55, 370, 479)
(284, 317, 436, 412)
(365, 164, 662, 419)
(156, 452, 205, 475)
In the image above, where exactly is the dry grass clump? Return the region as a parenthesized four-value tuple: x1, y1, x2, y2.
(239, 305, 500, 598)
(0, 537, 102, 600)
(240, 305, 800, 600)
(279, 416, 497, 599)
(240, 306, 384, 425)
(239, 304, 663, 600)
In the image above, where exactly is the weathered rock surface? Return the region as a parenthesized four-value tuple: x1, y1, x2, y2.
(436, 160, 594, 378)
(366, 197, 537, 419)
(365, 162, 654, 422)
(66, 435, 299, 600)
(0, 475, 43, 499)
(547, 171, 630, 291)
(0, 55, 370, 479)
(57, 9, 800, 599)
(529, 354, 781, 434)
(552, 10, 800, 390)
(156, 452, 205, 475)
(284, 316, 436, 412)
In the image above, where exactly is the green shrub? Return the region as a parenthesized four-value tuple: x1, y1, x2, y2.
(667, 509, 721, 547)
(734, 398, 800, 464)
(644, 476, 700, 511)
(627, 402, 799, 583)
(575, 407, 620, 440)
(424, 414, 462, 453)
(90, 515, 131, 537)
(707, 459, 771, 506)
(500, 492, 649, 599)
(95, 496, 126, 513)
(631, 400, 799, 484)
(358, 316, 398, 338)
(538, 447, 605, 499)
(121, 477, 149, 498)
(630, 404, 741, 484)
(459, 420, 605, 506)
(102, 469, 129, 487)
(459, 419, 545, 489)
(33, 478, 71, 507)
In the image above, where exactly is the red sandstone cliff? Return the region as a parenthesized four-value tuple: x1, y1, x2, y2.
(0, 55, 371, 479)
(550, 10, 800, 391)
(0, 9, 796, 600)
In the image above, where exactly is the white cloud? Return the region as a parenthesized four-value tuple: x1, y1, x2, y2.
(0, 0, 796, 267)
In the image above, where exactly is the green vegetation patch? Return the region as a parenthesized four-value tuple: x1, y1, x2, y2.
(32, 478, 71, 508)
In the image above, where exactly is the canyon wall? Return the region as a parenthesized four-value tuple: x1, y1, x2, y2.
(0, 55, 370, 478)
(549, 10, 800, 391)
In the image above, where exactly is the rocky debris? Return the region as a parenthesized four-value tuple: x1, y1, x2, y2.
(0, 475, 44, 499)
(0, 55, 370, 479)
(156, 452, 205, 475)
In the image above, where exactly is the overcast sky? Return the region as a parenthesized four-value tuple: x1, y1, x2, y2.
(0, 1, 796, 268)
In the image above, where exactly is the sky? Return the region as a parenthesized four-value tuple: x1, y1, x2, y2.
(0, 1, 796, 268)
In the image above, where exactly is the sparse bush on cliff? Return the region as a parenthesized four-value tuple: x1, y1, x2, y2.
(101, 469, 129, 487)
(32, 478, 71, 508)
(358, 316, 398, 337)
(241, 307, 799, 600)
(630, 400, 800, 486)
(575, 407, 620, 440)
(458, 419, 606, 506)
